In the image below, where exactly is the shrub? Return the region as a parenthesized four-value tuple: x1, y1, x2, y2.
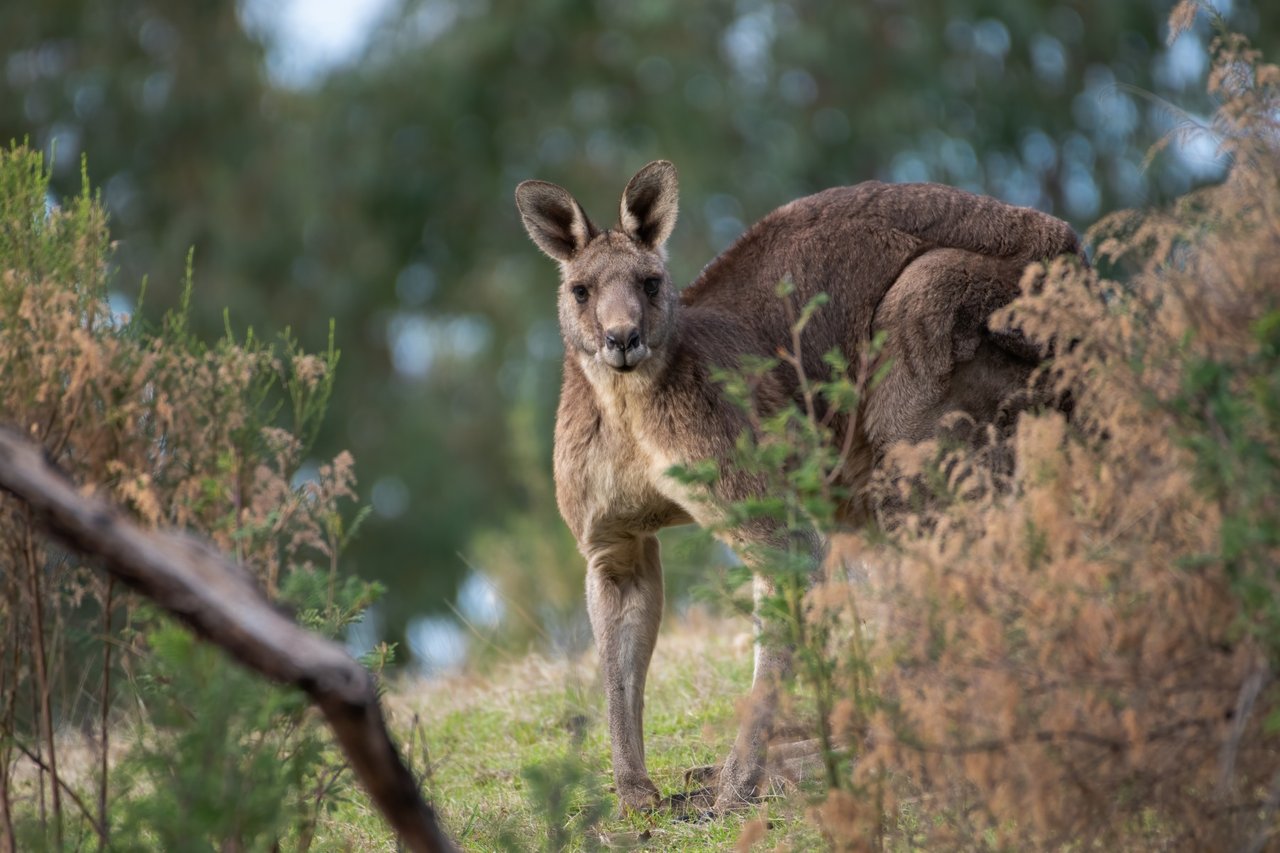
(0, 144, 378, 850)
(682, 10, 1280, 850)
(828, 19, 1280, 849)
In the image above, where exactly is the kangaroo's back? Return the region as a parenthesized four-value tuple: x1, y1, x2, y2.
(681, 181, 1082, 363)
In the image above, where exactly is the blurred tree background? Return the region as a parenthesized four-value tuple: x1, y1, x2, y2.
(3, 0, 1274, 668)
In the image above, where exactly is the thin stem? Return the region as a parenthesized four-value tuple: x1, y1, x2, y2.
(0, 595, 13, 853)
(298, 763, 346, 853)
(23, 514, 62, 848)
(0, 548, 19, 850)
(328, 527, 339, 610)
(1, 731, 108, 845)
(29, 660, 43, 827)
(824, 344, 872, 488)
(98, 577, 115, 852)
(0, 761, 10, 853)
(45, 390, 85, 462)
(774, 294, 812, 423)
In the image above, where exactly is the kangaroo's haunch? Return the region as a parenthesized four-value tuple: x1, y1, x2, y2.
(515, 161, 1082, 814)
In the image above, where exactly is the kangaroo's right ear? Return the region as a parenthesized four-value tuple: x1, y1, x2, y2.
(515, 180, 598, 262)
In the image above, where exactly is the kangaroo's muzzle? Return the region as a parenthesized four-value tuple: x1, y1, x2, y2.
(602, 325, 649, 370)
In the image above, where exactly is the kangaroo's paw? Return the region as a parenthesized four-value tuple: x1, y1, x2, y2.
(709, 748, 764, 814)
(665, 785, 717, 820)
(613, 774, 662, 815)
(702, 738, 826, 814)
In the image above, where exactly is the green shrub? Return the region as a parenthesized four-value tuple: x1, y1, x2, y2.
(0, 143, 381, 850)
(109, 570, 383, 852)
(659, 11, 1280, 850)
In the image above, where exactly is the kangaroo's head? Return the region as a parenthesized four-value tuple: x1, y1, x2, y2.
(515, 161, 679, 374)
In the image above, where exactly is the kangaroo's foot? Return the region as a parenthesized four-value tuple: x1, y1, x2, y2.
(709, 746, 765, 814)
(614, 772, 662, 814)
(685, 738, 826, 816)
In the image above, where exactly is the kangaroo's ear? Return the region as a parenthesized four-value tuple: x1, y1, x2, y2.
(619, 160, 678, 251)
(515, 180, 598, 262)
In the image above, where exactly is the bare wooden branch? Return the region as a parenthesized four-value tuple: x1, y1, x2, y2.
(0, 427, 457, 853)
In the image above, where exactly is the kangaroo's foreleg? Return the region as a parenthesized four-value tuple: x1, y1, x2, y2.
(586, 533, 665, 812)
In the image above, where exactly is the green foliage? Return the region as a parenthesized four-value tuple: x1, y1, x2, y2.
(110, 570, 384, 852)
(1169, 268, 1280, 659)
(0, 144, 384, 850)
(112, 623, 319, 851)
(503, 749, 610, 852)
(678, 291, 885, 540)
(0, 150, 104, 302)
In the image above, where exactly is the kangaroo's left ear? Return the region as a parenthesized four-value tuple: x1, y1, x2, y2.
(619, 160, 678, 251)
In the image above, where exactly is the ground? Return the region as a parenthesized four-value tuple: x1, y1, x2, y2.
(327, 610, 829, 851)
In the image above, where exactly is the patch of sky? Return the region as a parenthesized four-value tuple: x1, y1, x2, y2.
(722, 4, 776, 90)
(387, 312, 492, 381)
(705, 193, 744, 252)
(395, 262, 437, 308)
(457, 571, 502, 629)
(371, 475, 409, 520)
(972, 19, 1010, 61)
(889, 152, 931, 184)
(346, 603, 382, 659)
(406, 614, 468, 675)
(107, 292, 135, 329)
(1155, 31, 1208, 91)
(238, 0, 394, 89)
(1030, 34, 1067, 88)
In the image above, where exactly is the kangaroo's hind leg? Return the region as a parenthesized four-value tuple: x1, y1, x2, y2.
(711, 524, 826, 814)
(863, 247, 1042, 452)
(710, 572, 792, 812)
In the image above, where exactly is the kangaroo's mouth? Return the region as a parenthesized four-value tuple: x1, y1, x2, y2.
(601, 343, 651, 371)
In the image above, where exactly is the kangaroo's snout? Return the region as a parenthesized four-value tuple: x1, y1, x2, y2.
(602, 325, 648, 370)
(604, 326, 641, 353)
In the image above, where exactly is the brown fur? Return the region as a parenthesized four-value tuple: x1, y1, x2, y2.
(515, 161, 1081, 814)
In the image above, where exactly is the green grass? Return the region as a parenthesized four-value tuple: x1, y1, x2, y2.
(319, 613, 828, 851)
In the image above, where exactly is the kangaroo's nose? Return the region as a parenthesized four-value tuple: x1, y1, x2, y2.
(604, 327, 641, 352)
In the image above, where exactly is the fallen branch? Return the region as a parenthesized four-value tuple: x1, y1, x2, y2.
(0, 427, 457, 853)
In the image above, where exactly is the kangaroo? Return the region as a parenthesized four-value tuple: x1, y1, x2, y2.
(514, 161, 1081, 814)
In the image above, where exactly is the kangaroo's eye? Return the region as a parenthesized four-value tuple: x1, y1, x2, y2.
(571, 284, 589, 304)
(643, 277, 661, 297)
